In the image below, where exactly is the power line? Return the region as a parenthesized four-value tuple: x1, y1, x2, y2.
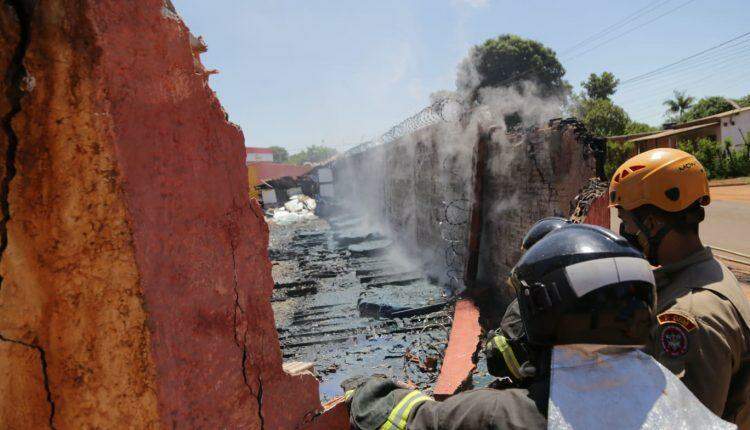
(625, 62, 750, 112)
(615, 43, 750, 105)
(563, 0, 696, 62)
(620, 30, 750, 85)
(560, 0, 672, 56)
(493, 1, 695, 89)
(616, 38, 750, 93)
(625, 66, 750, 121)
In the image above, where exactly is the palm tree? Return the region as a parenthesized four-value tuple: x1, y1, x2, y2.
(663, 90, 695, 120)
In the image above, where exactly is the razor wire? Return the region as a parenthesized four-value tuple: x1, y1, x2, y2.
(345, 97, 463, 156)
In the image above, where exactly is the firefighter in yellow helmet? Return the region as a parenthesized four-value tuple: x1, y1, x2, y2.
(610, 147, 750, 428)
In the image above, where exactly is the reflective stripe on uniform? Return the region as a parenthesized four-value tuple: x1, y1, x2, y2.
(493, 335, 523, 380)
(344, 389, 355, 401)
(380, 390, 433, 430)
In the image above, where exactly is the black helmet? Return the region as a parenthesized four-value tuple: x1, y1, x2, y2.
(521, 217, 571, 251)
(510, 224, 656, 346)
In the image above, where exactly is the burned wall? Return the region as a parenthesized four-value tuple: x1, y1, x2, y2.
(334, 124, 474, 288)
(476, 125, 599, 303)
(0, 1, 322, 428)
(333, 120, 599, 297)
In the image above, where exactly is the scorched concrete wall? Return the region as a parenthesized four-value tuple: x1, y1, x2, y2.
(333, 121, 600, 301)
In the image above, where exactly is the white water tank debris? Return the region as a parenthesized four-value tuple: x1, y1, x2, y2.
(270, 195, 318, 225)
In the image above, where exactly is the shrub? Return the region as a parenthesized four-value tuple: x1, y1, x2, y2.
(605, 139, 635, 179)
(677, 137, 750, 179)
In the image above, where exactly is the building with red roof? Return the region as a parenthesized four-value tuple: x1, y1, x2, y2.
(248, 161, 312, 184)
(245, 147, 274, 163)
(247, 161, 313, 204)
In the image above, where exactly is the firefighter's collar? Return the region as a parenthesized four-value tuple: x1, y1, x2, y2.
(653, 247, 713, 280)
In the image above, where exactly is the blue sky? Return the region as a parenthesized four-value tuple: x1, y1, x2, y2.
(173, 0, 750, 153)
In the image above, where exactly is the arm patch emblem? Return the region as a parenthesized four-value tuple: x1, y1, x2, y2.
(657, 311, 697, 331)
(660, 324, 689, 358)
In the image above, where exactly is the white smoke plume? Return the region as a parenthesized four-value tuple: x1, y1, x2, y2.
(333, 48, 569, 291)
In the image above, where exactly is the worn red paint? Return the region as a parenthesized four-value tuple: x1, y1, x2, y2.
(249, 161, 313, 184)
(89, 1, 322, 427)
(433, 299, 482, 398)
(301, 402, 351, 430)
(584, 194, 611, 228)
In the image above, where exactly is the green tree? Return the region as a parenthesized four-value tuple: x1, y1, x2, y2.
(662, 90, 694, 120)
(582, 71, 619, 100)
(288, 145, 338, 165)
(456, 34, 568, 101)
(624, 121, 656, 135)
(581, 99, 630, 137)
(605, 140, 635, 179)
(681, 96, 734, 122)
(734, 94, 750, 107)
(268, 145, 289, 163)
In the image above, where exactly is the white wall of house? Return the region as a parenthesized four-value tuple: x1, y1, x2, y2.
(718, 111, 750, 150)
(246, 152, 274, 163)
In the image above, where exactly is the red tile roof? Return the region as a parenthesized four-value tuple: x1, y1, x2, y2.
(248, 162, 312, 185)
(245, 147, 274, 154)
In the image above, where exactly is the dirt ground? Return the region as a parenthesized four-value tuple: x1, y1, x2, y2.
(710, 184, 750, 203)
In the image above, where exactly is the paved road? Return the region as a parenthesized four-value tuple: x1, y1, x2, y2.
(710, 185, 750, 203)
(701, 200, 750, 256)
(610, 184, 750, 256)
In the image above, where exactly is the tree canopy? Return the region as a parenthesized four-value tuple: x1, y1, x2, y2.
(663, 90, 694, 121)
(456, 34, 568, 101)
(288, 145, 338, 165)
(582, 72, 619, 100)
(268, 145, 289, 163)
(581, 98, 630, 137)
(734, 94, 750, 107)
(624, 121, 656, 135)
(681, 96, 734, 122)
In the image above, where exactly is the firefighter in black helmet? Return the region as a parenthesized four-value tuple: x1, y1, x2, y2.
(345, 224, 659, 430)
(483, 216, 571, 383)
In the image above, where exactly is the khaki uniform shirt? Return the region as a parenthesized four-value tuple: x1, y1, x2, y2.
(648, 247, 750, 428)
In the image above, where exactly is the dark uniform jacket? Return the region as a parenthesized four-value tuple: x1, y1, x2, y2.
(348, 377, 548, 430)
(647, 247, 750, 429)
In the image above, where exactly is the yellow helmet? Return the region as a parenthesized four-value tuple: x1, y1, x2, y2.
(609, 148, 710, 212)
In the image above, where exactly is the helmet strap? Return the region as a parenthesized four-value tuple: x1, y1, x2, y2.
(632, 213, 672, 266)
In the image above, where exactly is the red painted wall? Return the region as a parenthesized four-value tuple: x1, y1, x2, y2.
(584, 194, 611, 229)
(92, 2, 322, 427)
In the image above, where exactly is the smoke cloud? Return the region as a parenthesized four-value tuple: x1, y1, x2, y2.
(332, 48, 568, 292)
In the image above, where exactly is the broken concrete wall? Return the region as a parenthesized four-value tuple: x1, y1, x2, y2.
(333, 121, 598, 297)
(334, 124, 475, 289)
(476, 126, 599, 303)
(0, 1, 322, 428)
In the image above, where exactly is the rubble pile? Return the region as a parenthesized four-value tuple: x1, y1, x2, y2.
(270, 195, 318, 225)
(270, 215, 454, 400)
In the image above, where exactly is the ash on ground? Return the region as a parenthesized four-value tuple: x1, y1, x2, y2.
(269, 215, 454, 401)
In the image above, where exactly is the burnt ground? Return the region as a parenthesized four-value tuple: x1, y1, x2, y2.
(269, 216, 454, 401)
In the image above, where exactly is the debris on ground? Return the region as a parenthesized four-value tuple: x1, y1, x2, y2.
(269, 194, 318, 225)
(269, 214, 453, 401)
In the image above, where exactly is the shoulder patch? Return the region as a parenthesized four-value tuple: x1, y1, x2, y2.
(657, 310, 697, 332)
(660, 324, 689, 358)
